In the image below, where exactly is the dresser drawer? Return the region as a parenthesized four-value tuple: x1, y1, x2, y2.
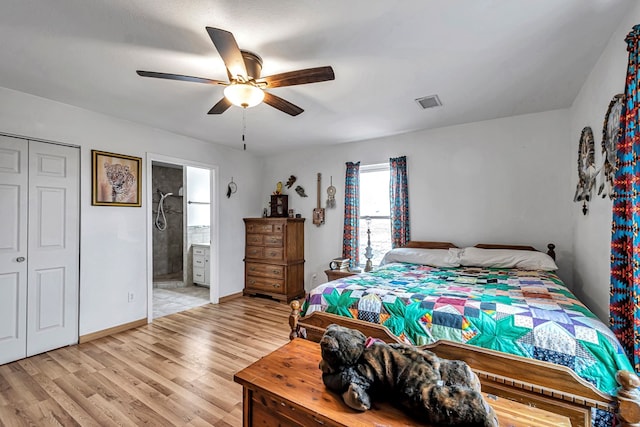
(246, 276, 285, 293)
(246, 263, 284, 279)
(263, 247, 283, 261)
(193, 254, 206, 268)
(246, 223, 276, 233)
(263, 234, 283, 247)
(193, 268, 206, 284)
(246, 234, 263, 246)
(246, 246, 264, 258)
(193, 246, 208, 256)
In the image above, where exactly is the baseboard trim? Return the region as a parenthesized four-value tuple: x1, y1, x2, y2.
(79, 318, 148, 344)
(219, 292, 243, 303)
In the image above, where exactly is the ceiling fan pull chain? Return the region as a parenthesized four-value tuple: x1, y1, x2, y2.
(242, 108, 247, 150)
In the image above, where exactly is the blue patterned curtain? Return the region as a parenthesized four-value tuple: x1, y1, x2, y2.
(611, 24, 640, 372)
(390, 156, 410, 248)
(343, 162, 360, 268)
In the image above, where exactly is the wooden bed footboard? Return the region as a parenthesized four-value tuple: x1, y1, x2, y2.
(289, 302, 640, 427)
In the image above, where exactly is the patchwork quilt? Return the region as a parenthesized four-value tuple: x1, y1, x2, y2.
(302, 263, 632, 399)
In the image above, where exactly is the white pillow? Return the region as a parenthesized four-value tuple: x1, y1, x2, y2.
(459, 247, 558, 271)
(380, 248, 462, 267)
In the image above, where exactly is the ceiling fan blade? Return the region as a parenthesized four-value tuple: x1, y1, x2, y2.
(261, 66, 335, 89)
(263, 92, 304, 116)
(136, 70, 226, 85)
(208, 97, 232, 114)
(206, 27, 248, 81)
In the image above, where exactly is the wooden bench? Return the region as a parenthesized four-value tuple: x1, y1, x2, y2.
(234, 338, 572, 427)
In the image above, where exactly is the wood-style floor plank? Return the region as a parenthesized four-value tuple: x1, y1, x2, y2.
(0, 297, 291, 426)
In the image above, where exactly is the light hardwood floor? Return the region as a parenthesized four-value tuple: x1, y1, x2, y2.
(0, 297, 292, 426)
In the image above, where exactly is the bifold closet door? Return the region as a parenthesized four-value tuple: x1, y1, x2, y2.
(26, 140, 79, 357)
(0, 136, 79, 365)
(0, 136, 28, 364)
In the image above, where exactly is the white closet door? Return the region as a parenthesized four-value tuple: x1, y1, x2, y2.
(0, 136, 28, 365)
(26, 141, 79, 357)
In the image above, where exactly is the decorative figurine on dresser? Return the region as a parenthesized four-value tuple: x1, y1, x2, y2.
(243, 217, 305, 302)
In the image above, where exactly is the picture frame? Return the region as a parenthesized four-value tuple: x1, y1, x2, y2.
(91, 150, 142, 207)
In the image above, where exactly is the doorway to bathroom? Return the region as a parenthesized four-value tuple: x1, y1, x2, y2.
(147, 154, 218, 321)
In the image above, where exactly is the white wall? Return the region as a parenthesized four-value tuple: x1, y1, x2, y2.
(0, 87, 262, 336)
(262, 109, 574, 292)
(569, 3, 640, 322)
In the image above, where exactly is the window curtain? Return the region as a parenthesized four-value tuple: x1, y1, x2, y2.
(342, 162, 360, 268)
(389, 156, 410, 248)
(611, 24, 640, 372)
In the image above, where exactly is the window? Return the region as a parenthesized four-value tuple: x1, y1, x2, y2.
(359, 164, 391, 268)
(186, 166, 211, 226)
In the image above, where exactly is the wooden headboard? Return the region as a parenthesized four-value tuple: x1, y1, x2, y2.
(403, 241, 458, 249)
(474, 243, 556, 261)
(402, 241, 556, 260)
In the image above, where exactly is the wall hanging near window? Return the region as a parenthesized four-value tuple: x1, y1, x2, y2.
(598, 93, 624, 199)
(313, 173, 325, 226)
(91, 150, 142, 207)
(573, 127, 597, 215)
(326, 176, 336, 209)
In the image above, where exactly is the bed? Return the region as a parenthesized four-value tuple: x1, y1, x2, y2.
(289, 241, 640, 427)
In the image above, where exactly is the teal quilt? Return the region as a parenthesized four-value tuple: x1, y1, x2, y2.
(302, 263, 632, 399)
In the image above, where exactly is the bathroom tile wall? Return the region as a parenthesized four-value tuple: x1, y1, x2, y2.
(152, 165, 184, 282)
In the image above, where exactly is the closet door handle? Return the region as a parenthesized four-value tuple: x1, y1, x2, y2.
(16, 257, 26, 262)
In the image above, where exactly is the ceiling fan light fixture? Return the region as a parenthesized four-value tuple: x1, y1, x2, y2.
(224, 83, 264, 108)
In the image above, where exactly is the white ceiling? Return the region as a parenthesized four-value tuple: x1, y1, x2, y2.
(0, 0, 633, 154)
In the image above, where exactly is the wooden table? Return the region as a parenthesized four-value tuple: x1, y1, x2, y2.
(234, 339, 572, 427)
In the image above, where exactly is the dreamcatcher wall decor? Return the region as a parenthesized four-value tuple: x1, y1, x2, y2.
(326, 176, 336, 208)
(226, 177, 237, 198)
(598, 93, 624, 199)
(574, 126, 597, 215)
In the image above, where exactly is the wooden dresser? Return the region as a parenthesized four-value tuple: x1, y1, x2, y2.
(243, 217, 305, 303)
(234, 339, 572, 427)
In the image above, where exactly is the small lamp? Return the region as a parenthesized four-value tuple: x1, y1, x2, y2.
(224, 83, 265, 108)
(364, 216, 373, 272)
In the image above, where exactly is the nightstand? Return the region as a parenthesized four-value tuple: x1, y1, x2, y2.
(325, 269, 357, 282)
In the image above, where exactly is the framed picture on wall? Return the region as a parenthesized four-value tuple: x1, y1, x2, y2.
(91, 150, 142, 207)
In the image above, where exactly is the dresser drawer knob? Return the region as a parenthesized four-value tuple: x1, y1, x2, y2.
(273, 269, 280, 274)
(270, 252, 277, 256)
(249, 267, 255, 272)
(273, 283, 280, 288)
(313, 418, 324, 425)
(249, 279, 255, 285)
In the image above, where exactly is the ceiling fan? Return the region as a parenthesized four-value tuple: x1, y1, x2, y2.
(137, 27, 335, 116)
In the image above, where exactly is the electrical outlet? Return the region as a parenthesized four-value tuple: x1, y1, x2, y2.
(128, 292, 134, 303)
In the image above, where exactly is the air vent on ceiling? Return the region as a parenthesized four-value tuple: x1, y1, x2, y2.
(415, 94, 442, 110)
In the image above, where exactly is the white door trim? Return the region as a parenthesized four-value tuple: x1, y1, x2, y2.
(145, 153, 219, 322)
